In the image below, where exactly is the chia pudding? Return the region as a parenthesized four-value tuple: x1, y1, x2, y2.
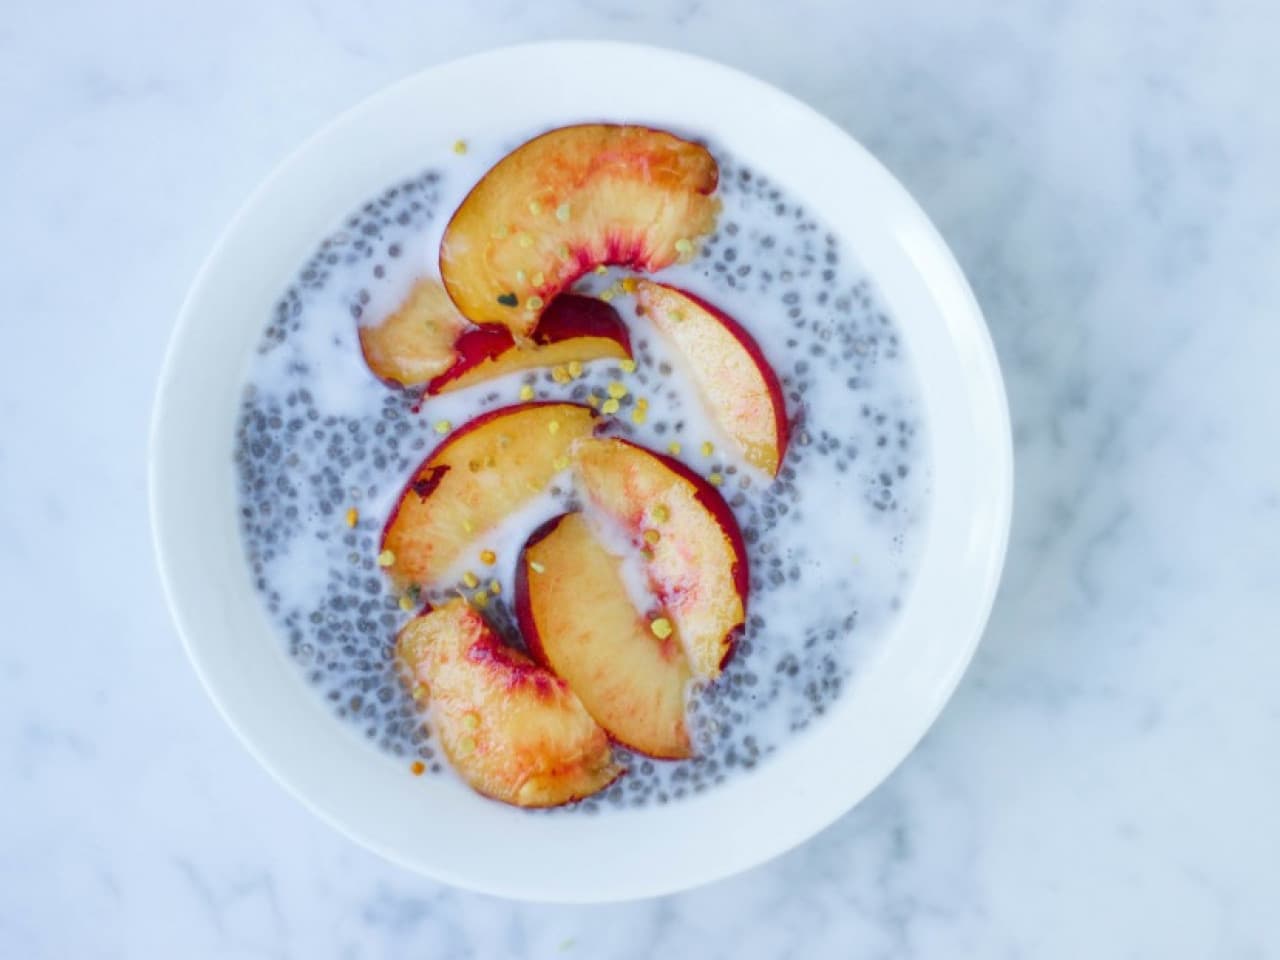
(234, 130, 930, 811)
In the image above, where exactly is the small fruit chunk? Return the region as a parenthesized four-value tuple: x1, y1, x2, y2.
(381, 403, 597, 587)
(359, 279, 468, 387)
(397, 599, 620, 807)
(440, 124, 720, 335)
(427, 294, 631, 394)
(635, 281, 789, 475)
(516, 513, 693, 759)
(571, 437, 748, 678)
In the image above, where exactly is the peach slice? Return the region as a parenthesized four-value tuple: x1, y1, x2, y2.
(397, 598, 620, 807)
(571, 437, 748, 678)
(636, 281, 789, 475)
(359, 278, 468, 387)
(516, 513, 693, 759)
(427, 294, 631, 395)
(361, 280, 631, 393)
(381, 402, 597, 587)
(440, 124, 720, 335)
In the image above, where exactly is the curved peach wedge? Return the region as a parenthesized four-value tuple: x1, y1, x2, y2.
(440, 124, 720, 335)
(359, 278, 468, 387)
(427, 294, 631, 395)
(381, 402, 597, 587)
(361, 280, 631, 393)
(397, 598, 620, 807)
(571, 437, 748, 678)
(516, 513, 693, 759)
(636, 281, 789, 475)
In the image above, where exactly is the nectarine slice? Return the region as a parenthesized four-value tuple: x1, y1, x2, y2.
(441, 124, 720, 335)
(359, 278, 468, 387)
(381, 402, 597, 587)
(516, 513, 693, 759)
(397, 598, 620, 807)
(361, 280, 632, 393)
(636, 281, 789, 475)
(427, 294, 631, 395)
(571, 437, 748, 678)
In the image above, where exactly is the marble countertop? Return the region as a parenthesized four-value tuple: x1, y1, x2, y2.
(4, 1, 1278, 956)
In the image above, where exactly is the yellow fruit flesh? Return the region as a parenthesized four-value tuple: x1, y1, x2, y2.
(358, 279, 468, 386)
(441, 124, 720, 334)
(522, 513, 692, 758)
(396, 599, 619, 807)
(383, 403, 596, 586)
(572, 438, 743, 678)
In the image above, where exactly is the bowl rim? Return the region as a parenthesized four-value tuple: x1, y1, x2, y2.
(150, 40, 1012, 902)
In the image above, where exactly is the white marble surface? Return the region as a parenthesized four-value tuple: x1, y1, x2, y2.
(3, 0, 1279, 956)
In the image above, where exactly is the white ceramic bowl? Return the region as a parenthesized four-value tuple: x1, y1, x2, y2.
(150, 41, 1011, 902)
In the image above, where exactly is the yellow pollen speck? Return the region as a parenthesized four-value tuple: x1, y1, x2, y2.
(489, 580, 502, 596)
(631, 407, 647, 424)
(601, 398, 620, 415)
(668, 441, 682, 455)
(471, 590, 488, 609)
(636, 396, 649, 409)
(620, 277, 638, 294)
(552, 365, 571, 384)
(557, 243, 570, 258)
(519, 383, 535, 400)
(644, 529, 661, 545)
(515, 269, 526, 283)
(480, 549, 497, 565)
(552, 455, 570, 471)
(492, 224, 509, 239)
(674, 238, 693, 254)
(567, 360, 583, 378)
(528, 200, 542, 216)
(652, 504, 670, 523)
(531, 271, 545, 287)
(594, 264, 608, 275)
(345, 507, 359, 528)
(607, 381, 628, 399)
(600, 289, 615, 303)
(434, 420, 451, 434)
(650, 617, 673, 639)
(587, 394, 601, 408)
(518, 233, 534, 248)
(556, 202, 572, 223)
(526, 295, 544, 311)
(529, 560, 546, 574)
(412, 683, 429, 702)
(547, 420, 560, 435)
(410, 760, 426, 776)
(701, 441, 714, 456)
(620, 358, 636, 373)
(462, 518, 474, 533)
(457, 736, 476, 756)
(377, 549, 395, 567)
(463, 712, 480, 731)
(462, 571, 479, 589)
(399, 594, 416, 611)
(453, 139, 467, 155)
(709, 472, 724, 486)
